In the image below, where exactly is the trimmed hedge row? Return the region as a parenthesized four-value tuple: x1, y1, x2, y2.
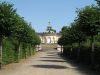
(2, 37, 36, 65)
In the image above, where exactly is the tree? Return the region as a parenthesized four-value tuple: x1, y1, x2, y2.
(71, 21, 86, 61)
(58, 26, 76, 56)
(95, 0, 100, 6)
(58, 26, 69, 53)
(58, 26, 75, 46)
(13, 15, 41, 61)
(77, 5, 100, 65)
(0, 2, 17, 69)
(0, 1, 41, 68)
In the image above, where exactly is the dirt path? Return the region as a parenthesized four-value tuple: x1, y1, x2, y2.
(0, 47, 99, 75)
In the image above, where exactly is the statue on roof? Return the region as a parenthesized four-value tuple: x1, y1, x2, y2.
(48, 21, 50, 25)
(46, 22, 56, 33)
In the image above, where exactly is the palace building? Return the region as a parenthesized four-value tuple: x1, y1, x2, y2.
(38, 22, 61, 44)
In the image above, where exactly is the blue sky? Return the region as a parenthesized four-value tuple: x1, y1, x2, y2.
(1, 0, 96, 32)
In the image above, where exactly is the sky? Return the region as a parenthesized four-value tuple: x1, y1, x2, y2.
(1, 0, 96, 32)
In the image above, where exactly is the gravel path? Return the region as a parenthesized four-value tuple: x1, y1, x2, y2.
(0, 47, 99, 75)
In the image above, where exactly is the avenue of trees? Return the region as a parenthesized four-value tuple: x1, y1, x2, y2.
(0, 2, 41, 69)
(58, 3, 100, 69)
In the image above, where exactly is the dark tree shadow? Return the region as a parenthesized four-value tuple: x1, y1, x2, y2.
(57, 53, 100, 75)
(40, 56, 61, 59)
(31, 64, 68, 69)
(47, 54, 57, 56)
(46, 52, 57, 54)
(39, 59, 66, 62)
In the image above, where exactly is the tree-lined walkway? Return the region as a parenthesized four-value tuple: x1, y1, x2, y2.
(0, 47, 99, 75)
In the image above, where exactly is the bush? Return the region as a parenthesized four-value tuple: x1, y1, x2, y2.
(2, 37, 36, 65)
(2, 37, 15, 65)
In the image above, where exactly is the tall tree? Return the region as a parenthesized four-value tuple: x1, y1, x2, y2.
(0, 2, 17, 69)
(77, 5, 100, 65)
(58, 26, 76, 56)
(95, 0, 100, 6)
(71, 21, 86, 61)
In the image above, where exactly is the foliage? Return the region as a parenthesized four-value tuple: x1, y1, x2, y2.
(58, 5, 100, 68)
(76, 5, 100, 36)
(2, 37, 15, 64)
(95, 0, 100, 6)
(0, 2, 16, 36)
(0, 1, 41, 67)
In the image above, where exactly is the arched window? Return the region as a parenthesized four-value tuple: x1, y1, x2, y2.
(47, 37, 51, 43)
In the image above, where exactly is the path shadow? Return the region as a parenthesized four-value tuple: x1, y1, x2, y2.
(58, 53, 100, 75)
(47, 54, 57, 56)
(39, 59, 66, 62)
(31, 64, 68, 69)
(40, 56, 61, 59)
(46, 52, 57, 54)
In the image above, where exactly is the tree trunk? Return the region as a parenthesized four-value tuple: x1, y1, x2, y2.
(14, 44, 18, 62)
(70, 44, 73, 58)
(61, 45, 63, 53)
(17, 41, 21, 62)
(30, 45, 32, 56)
(0, 36, 3, 69)
(91, 35, 95, 66)
(77, 42, 81, 61)
(25, 45, 27, 59)
(25, 49, 27, 59)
